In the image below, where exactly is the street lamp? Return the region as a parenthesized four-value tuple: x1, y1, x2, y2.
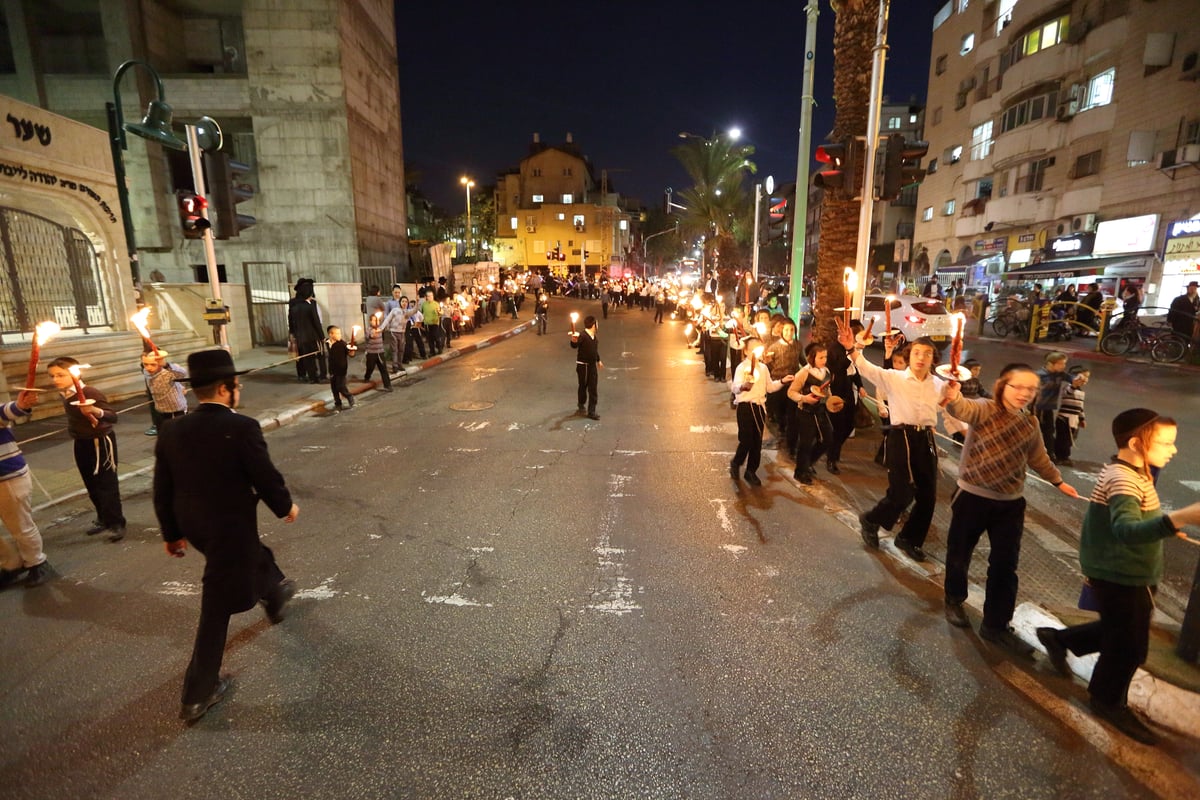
(460, 176, 475, 261)
(107, 60, 188, 286)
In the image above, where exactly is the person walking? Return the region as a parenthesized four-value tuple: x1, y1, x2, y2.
(0, 390, 51, 588)
(570, 315, 602, 420)
(156, 349, 299, 724)
(729, 340, 792, 486)
(940, 363, 1078, 652)
(1037, 409, 1200, 746)
(836, 322, 944, 562)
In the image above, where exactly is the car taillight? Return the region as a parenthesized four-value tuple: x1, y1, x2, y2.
(905, 314, 926, 324)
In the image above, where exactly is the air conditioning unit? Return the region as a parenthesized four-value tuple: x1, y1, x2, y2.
(1056, 99, 1080, 121)
(1158, 144, 1200, 169)
(525, 225, 536, 233)
(1072, 213, 1097, 233)
(574, 224, 585, 232)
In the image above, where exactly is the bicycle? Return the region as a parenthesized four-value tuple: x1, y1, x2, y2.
(991, 298, 1031, 339)
(1099, 319, 1188, 362)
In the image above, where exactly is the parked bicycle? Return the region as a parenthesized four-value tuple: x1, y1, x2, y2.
(1099, 313, 1189, 363)
(990, 297, 1032, 339)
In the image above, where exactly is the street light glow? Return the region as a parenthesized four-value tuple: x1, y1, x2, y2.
(728, 127, 742, 141)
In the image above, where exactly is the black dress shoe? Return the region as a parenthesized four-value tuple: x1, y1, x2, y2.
(262, 579, 296, 624)
(743, 471, 762, 486)
(1037, 627, 1071, 676)
(944, 601, 970, 628)
(826, 461, 841, 475)
(894, 538, 928, 562)
(1087, 698, 1159, 746)
(85, 523, 108, 536)
(729, 461, 741, 480)
(180, 675, 231, 723)
(587, 413, 600, 420)
(979, 624, 1035, 657)
(106, 525, 126, 543)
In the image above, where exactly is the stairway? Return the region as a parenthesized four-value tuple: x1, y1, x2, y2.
(2, 328, 214, 420)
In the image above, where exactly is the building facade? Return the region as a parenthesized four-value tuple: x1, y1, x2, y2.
(0, 0, 408, 348)
(493, 133, 632, 278)
(916, 0, 1200, 307)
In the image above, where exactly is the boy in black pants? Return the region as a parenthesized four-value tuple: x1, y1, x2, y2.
(326, 326, 357, 411)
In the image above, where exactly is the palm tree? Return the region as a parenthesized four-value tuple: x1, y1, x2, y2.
(672, 135, 757, 286)
(814, 0, 876, 341)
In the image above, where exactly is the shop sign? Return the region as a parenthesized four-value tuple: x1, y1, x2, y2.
(1044, 232, 1095, 259)
(1093, 213, 1158, 255)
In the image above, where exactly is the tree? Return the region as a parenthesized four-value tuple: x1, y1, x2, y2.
(671, 134, 757, 281)
(815, 0, 875, 342)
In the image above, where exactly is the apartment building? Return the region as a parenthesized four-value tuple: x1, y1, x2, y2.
(915, 0, 1200, 308)
(0, 0, 407, 349)
(493, 133, 632, 279)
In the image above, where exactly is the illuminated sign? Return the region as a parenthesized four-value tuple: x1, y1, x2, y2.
(1168, 218, 1200, 238)
(1093, 213, 1158, 255)
(1044, 232, 1095, 259)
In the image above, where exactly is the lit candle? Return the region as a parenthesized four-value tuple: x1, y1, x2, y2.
(745, 273, 752, 305)
(843, 267, 856, 327)
(350, 325, 362, 347)
(750, 344, 764, 374)
(25, 321, 60, 390)
(130, 307, 159, 355)
(67, 364, 85, 398)
(885, 294, 895, 333)
(570, 312, 579, 334)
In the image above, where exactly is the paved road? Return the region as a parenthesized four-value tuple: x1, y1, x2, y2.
(1, 303, 1195, 799)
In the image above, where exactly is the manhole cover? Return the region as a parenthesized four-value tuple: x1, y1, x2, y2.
(449, 401, 495, 412)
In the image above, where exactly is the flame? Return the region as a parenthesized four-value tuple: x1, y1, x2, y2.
(754, 321, 767, 336)
(843, 267, 856, 288)
(373, 311, 382, 320)
(352, 325, 363, 337)
(34, 320, 61, 346)
(130, 307, 153, 340)
(752, 345, 765, 359)
(570, 312, 579, 322)
(67, 363, 92, 379)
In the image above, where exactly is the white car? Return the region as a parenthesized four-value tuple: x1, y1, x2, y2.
(861, 294, 958, 346)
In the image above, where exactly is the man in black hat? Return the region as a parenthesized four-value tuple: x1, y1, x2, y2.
(1168, 280, 1199, 339)
(154, 349, 299, 724)
(288, 278, 326, 383)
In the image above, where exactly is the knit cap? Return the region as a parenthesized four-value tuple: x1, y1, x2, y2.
(1112, 408, 1159, 447)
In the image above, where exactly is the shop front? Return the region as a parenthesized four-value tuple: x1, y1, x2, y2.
(1160, 217, 1200, 307)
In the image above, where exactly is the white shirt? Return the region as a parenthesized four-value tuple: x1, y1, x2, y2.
(731, 361, 783, 406)
(854, 356, 944, 427)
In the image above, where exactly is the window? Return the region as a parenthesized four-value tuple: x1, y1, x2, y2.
(949, 145, 964, 163)
(960, 33, 975, 55)
(957, 0, 969, 11)
(1003, 15, 1070, 70)
(933, 107, 944, 125)
(531, 167, 542, 177)
(922, 206, 934, 221)
(557, 212, 566, 221)
(970, 121, 994, 160)
(1084, 68, 1115, 110)
(976, 177, 993, 199)
(936, 55, 948, 75)
(996, 0, 1018, 35)
(619, 219, 628, 231)
(1019, 157, 1054, 192)
(1000, 88, 1059, 133)
(909, 113, 918, 124)
(943, 199, 957, 216)
(1072, 150, 1102, 178)
(562, 194, 573, 204)
(927, 157, 939, 174)
(572, 214, 585, 229)
(1187, 120, 1200, 145)
(510, 217, 518, 230)
(562, 167, 573, 177)
(887, 116, 902, 129)
(532, 194, 544, 203)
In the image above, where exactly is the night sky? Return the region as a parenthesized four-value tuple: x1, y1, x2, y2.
(397, 0, 946, 214)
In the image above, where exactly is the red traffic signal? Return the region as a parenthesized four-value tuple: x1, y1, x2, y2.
(879, 134, 929, 201)
(177, 190, 212, 239)
(813, 139, 859, 196)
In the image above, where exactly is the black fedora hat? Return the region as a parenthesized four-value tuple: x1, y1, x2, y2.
(180, 349, 248, 386)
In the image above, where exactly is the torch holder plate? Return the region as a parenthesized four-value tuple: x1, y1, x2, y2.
(935, 364, 972, 381)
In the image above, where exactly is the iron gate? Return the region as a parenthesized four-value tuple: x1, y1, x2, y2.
(0, 207, 111, 335)
(244, 261, 292, 346)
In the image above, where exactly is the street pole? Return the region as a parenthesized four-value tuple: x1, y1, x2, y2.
(106, 102, 139, 287)
(751, 183, 762, 283)
(788, 0, 820, 325)
(852, 0, 891, 310)
(460, 177, 474, 263)
(185, 124, 227, 349)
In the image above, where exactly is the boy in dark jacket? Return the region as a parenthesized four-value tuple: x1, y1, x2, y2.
(326, 326, 357, 411)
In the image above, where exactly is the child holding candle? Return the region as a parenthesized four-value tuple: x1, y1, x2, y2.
(141, 351, 189, 436)
(729, 339, 792, 486)
(360, 314, 393, 392)
(45, 357, 126, 542)
(325, 326, 357, 411)
(787, 342, 834, 485)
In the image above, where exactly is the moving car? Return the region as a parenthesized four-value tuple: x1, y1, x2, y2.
(861, 294, 958, 346)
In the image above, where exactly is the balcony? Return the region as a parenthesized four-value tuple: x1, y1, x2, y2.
(999, 44, 1073, 102)
(983, 192, 1059, 227)
(991, 118, 1065, 171)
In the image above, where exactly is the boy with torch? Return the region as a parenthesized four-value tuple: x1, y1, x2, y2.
(729, 339, 794, 486)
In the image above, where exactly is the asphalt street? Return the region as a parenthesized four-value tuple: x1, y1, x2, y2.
(1, 302, 1196, 799)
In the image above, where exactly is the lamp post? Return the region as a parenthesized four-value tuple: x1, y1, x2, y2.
(642, 223, 679, 279)
(107, 60, 188, 287)
(460, 176, 475, 262)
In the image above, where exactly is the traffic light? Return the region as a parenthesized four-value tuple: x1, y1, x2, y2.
(177, 190, 211, 239)
(813, 138, 859, 196)
(583, 250, 590, 260)
(204, 150, 256, 239)
(879, 134, 929, 201)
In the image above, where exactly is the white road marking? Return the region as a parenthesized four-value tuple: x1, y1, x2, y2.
(159, 581, 199, 596)
(507, 422, 524, 431)
(691, 424, 737, 434)
(721, 544, 748, 557)
(451, 447, 481, 452)
(423, 592, 491, 607)
(1180, 480, 1200, 492)
(588, 474, 641, 615)
(613, 449, 648, 455)
(458, 421, 490, 431)
(296, 577, 340, 600)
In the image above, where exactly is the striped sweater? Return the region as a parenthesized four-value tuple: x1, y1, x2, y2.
(945, 396, 1062, 500)
(0, 401, 31, 482)
(1080, 460, 1176, 586)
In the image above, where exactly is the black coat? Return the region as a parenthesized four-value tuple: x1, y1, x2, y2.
(571, 331, 600, 363)
(154, 403, 294, 613)
(288, 297, 324, 344)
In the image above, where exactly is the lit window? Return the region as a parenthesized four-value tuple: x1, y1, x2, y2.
(970, 121, 993, 160)
(557, 212, 566, 221)
(909, 114, 918, 124)
(943, 199, 956, 216)
(950, 145, 963, 163)
(1084, 67, 1115, 110)
(532, 194, 544, 203)
(960, 33, 975, 55)
(510, 217, 518, 230)
(887, 116, 901, 129)
(996, 0, 1017, 35)
(562, 194, 573, 204)
(619, 219, 628, 230)
(922, 206, 934, 221)
(957, 0, 968, 11)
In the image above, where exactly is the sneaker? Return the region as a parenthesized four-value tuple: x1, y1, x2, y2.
(24, 562, 51, 587)
(1036, 627, 1071, 676)
(144, 426, 158, 436)
(979, 624, 1035, 658)
(1087, 698, 1159, 746)
(944, 601, 970, 628)
(859, 513, 880, 548)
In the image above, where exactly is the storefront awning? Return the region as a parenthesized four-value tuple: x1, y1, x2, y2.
(1004, 254, 1153, 278)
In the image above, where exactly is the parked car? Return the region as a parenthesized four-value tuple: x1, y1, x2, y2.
(861, 294, 958, 347)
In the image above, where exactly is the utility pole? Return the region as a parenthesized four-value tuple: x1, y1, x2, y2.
(852, 0, 891, 309)
(789, 0, 820, 325)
